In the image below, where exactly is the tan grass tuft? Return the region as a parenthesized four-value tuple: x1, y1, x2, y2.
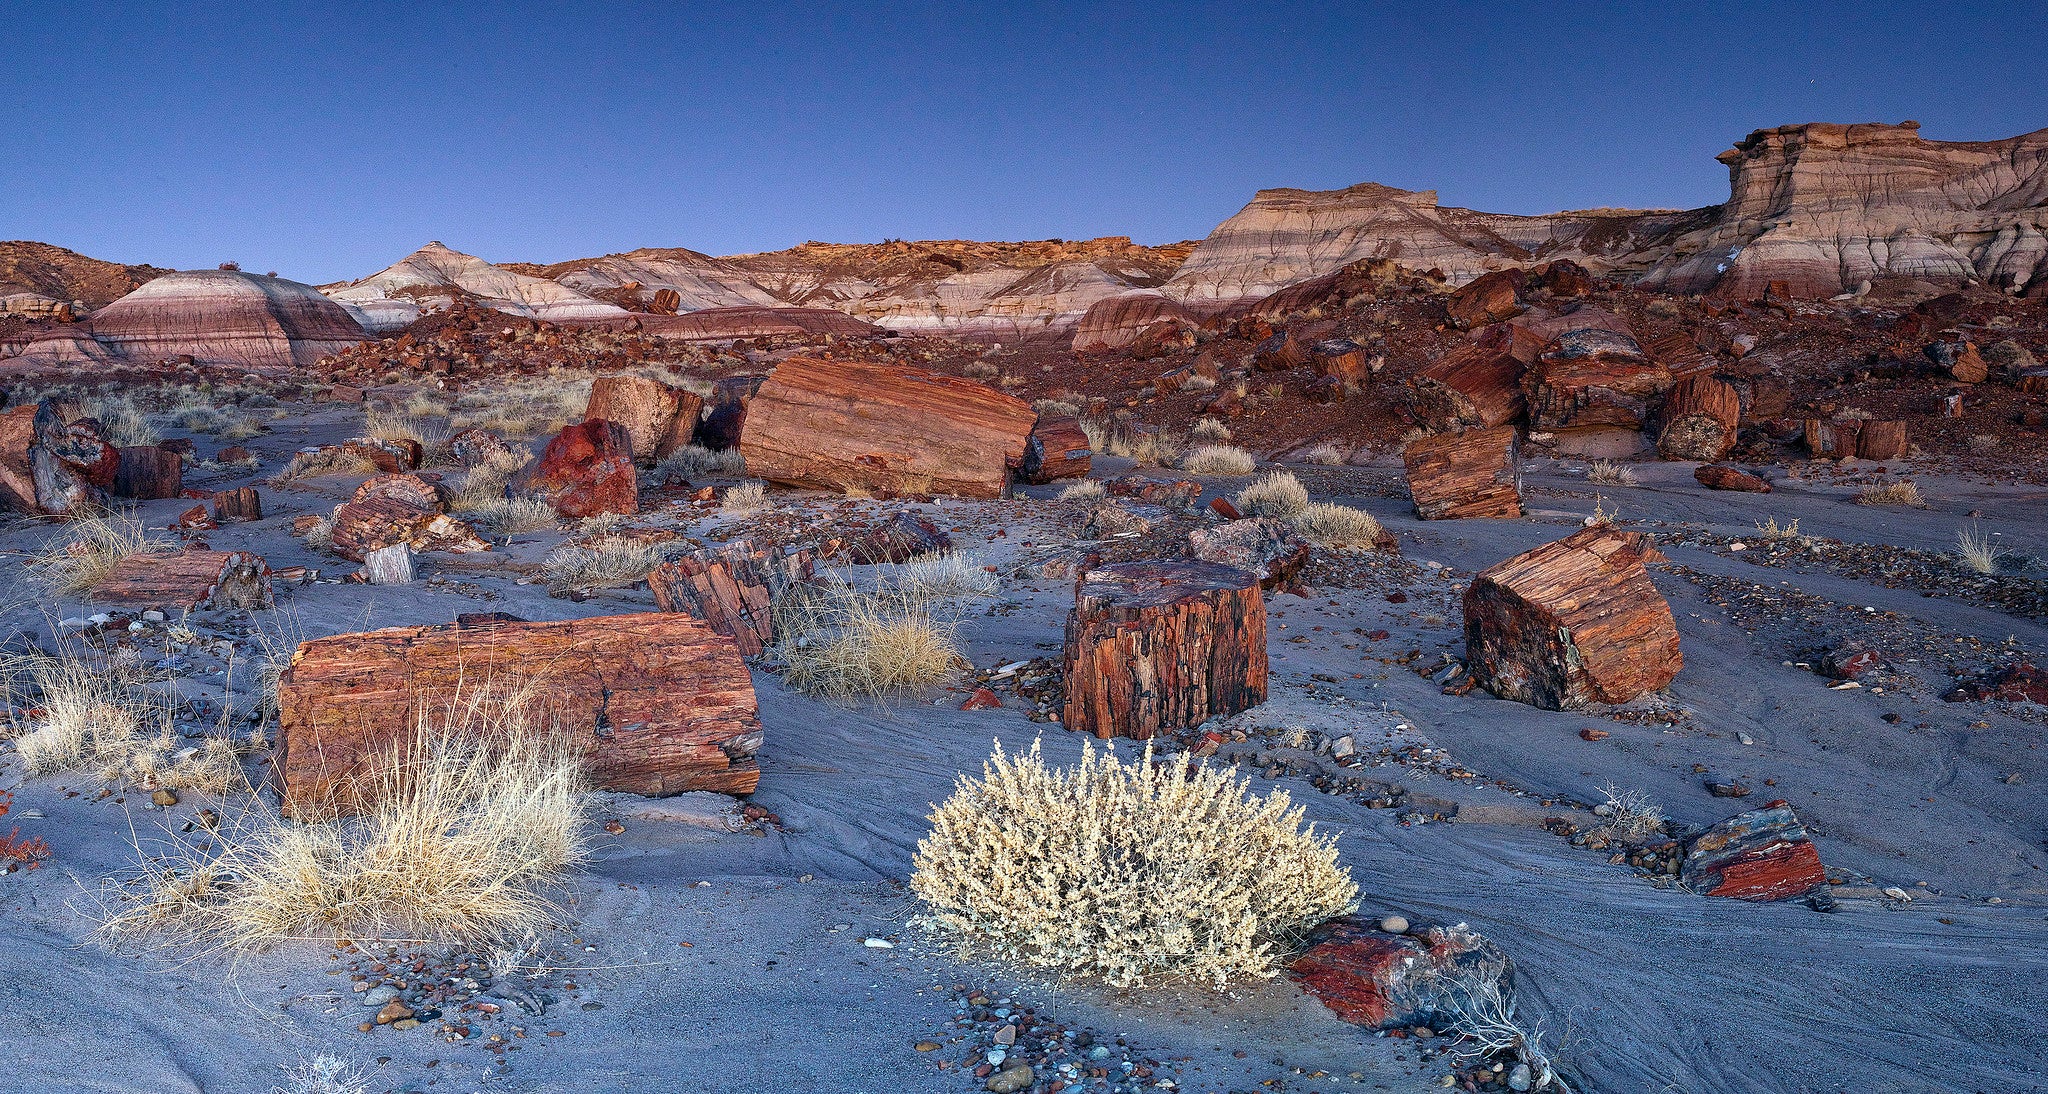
(774, 578, 964, 700)
(654, 445, 745, 480)
(26, 513, 171, 596)
(720, 481, 768, 517)
(1057, 479, 1107, 503)
(540, 534, 670, 594)
(1292, 502, 1383, 548)
(1233, 470, 1309, 519)
(1190, 416, 1233, 442)
(1857, 480, 1924, 507)
(1180, 443, 1256, 476)
(1587, 459, 1638, 486)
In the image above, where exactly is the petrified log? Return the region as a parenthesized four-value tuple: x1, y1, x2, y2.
(696, 375, 764, 451)
(739, 357, 1035, 499)
(521, 419, 638, 518)
(1061, 560, 1267, 740)
(343, 437, 421, 473)
(327, 473, 486, 563)
(114, 445, 184, 500)
(1403, 427, 1521, 520)
(584, 374, 703, 465)
(1925, 337, 1987, 384)
(1655, 374, 1743, 461)
(647, 539, 817, 656)
(822, 510, 952, 564)
(1406, 324, 1541, 430)
(649, 287, 682, 315)
(1856, 420, 1909, 461)
(1444, 269, 1525, 330)
(51, 417, 119, 488)
(449, 427, 513, 468)
(90, 550, 272, 611)
(1463, 526, 1682, 709)
(1694, 465, 1772, 492)
(1679, 801, 1825, 901)
(1251, 330, 1309, 372)
(212, 486, 262, 523)
(1187, 517, 1309, 590)
(1290, 920, 1510, 1030)
(1523, 328, 1673, 433)
(1017, 417, 1092, 484)
(363, 542, 414, 585)
(653, 391, 705, 462)
(276, 612, 762, 820)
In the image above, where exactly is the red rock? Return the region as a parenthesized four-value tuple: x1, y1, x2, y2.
(1578, 728, 1610, 741)
(172, 504, 216, 531)
(326, 474, 487, 562)
(1679, 802, 1826, 901)
(823, 511, 952, 564)
(1289, 919, 1509, 1029)
(1523, 327, 1674, 436)
(1251, 330, 1310, 372)
(1693, 464, 1772, 492)
(0, 400, 104, 514)
(90, 550, 272, 612)
(521, 419, 638, 518)
(1071, 291, 1195, 353)
(1209, 497, 1244, 520)
(1017, 418, 1092, 484)
(1944, 662, 2048, 704)
(646, 539, 816, 657)
(1444, 269, 1525, 330)
(960, 687, 1002, 711)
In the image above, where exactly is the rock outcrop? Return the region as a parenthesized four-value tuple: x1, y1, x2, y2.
(570, 306, 880, 341)
(510, 247, 786, 312)
(85, 270, 367, 369)
(326, 242, 630, 331)
(1071, 290, 1196, 352)
(0, 240, 169, 309)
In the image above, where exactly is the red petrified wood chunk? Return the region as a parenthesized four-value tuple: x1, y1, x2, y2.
(1289, 920, 1510, 1029)
(584, 374, 705, 464)
(1061, 559, 1267, 740)
(276, 612, 762, 820)
(1403, 427, 1521, 520)
(1694, 464, 1772, 492)
(90, 550, 272, 611)
(114, 445, 184, 500)
(1017, 417, 1093, 484)
(1679, 801, 1826, 901)
(1463, 526, 1682, 709)
(521, 419, 639, 518)
(1187, 517, 1310, 590)
(646, 539, 816, 657)
(326, 473, 487, 562)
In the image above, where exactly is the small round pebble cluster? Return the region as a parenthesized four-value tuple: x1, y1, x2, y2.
(921, 985, 1181, 1093)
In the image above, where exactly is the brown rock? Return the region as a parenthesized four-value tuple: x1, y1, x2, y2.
(1523, 328, 1673, 435)
(1406, 324, 1541, 431)
(1017, 418, 1092, 484)
(521, 420, 639, 518)
(449, 428, 513, 468)
(1925, 337, 1988, 384)
(1062, 560, 1267, 740)
(1403, 427, 1521, 520)
(1071, 291, 1195, 353)
(212, 486, 262, 523)
(1694, 464, 1772, 492)
(114, 445, 184, 500)
(1444, 268, 1525, 330)
(1656, 374, 1743, 461)
(584, 374, 703, 465)
(1290, 920, 1510, 1029)
(327, 474, 486, 562)
(1855, 420, 1909, 461)
(823, 511, 952, 564)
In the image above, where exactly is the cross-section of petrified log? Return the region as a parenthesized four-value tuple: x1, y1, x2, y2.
(1062, 560, 1267, 739)
(1463, 526, 1681, 709)
(276, 612, 761, 819)
(738, 357, 1036, 499)
(113, 445, 184, 500)
(1405, 324, 1540, 430)
(1855, 420, 1909, 461)
(1017, 417, 1093, 484)
(327, 473, 486, 563)
(1403, 427, 1521, 520)
(212, 486, 262, 523)
(1523, 327, 1673, 433)
(521, 419, 639, 517)
(647, 539, 816, 656)
(90, 550, 272, 611)
(1679, 801, 1825, 901)
(1655, 374, 1742, 460)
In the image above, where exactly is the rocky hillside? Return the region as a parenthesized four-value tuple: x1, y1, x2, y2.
(0, 241, 169, 314)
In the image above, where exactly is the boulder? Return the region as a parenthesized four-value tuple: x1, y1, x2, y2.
(1523, 327, 1674, 437)
(1694, 464, 1772, 492)
(1463, 526, 1682, 709)
(449, 427, 513, 468)
(1188, 517, 1310, 589)
(1679, 802, 1826, 901)
(1924, 336, 1988, 384)
(1655, 374, 1743, 461)
(584, 374, 704, 464)
(696, 375, 764, 452)
(1406, 323, 1543, 431)
(521, 419, 639, 518)
(327, 473, 487, 562)
(1290, 919, 1510, 1029)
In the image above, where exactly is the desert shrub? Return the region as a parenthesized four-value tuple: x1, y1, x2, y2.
(2, 652, 243, 791)
(1262, 381, 1286, 400)
(774, 579, 963, 700)
(1596, 783, 1666, 844)
(1955, 524, 2004, 575)
(1180, 374, 1218, 392)
(1233, 470, 1309, 518)
(654, 445, 745, 479)
(299, 514, 334, 552)
(273, 1054, 371, 1094)
(720, 481, 768, 517)
(1190, 417, 1233, 441)
(540, 535, 670, 594)
(1753, 516, 1801, 541)
(450, 450, 531, 511)
(1414, 944, 1570, 1092)
(1058, 479, 1106, 503)
(1968, 433, 2002, 453)
(1586, 459, 1637, 486)
(1107, 429, 1184, 468)
(84, 393, 162, 447)
(1077, 419, 1107, 452)
(1292, 502, 1383, 548)
(272, 447, 377, 483)
(897, 551, 1000, 603)
(963, 360, 1000, 380)
(1180, 444, 1256, 476)
(467, 496, 559, 535)
(1033, 397, 1083, 419)
(1857, 480, 1924, 507)
(911, 740, 1357, 988)
(364, 410, 449, 453)
(106, 712, 585, 949)
(26, 514, 171, 596)
(1302, 442, 1347, 466)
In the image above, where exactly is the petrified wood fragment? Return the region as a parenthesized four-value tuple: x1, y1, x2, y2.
(1463, 526, 1681, 709)
(212, 486, 262, 523)
(1017, 417, 1093, 484)
(1062, 560, 1266, 740)
(1655, 374, 1742, 461)
(113, 445, 184, 500)
(1403, 427, 1521, 520)
(647, 539, 817, 657)
(276, 612, 762, 819)
(1679, 801, 1825, 901)
(1405, 324, 1541, 430)
(327, 473, 485, 563)
(584, 374, 703, 464)
(521, 419, 638, 518)
(1855, 420, 1909, 461)
(90, 550, 272, 611)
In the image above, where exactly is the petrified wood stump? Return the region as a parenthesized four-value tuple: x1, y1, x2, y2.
(276, 612, 762, 820)
(212, 486, 262, 523)
(1655, 374, 1742, 461)
(647, 539, 817, 656)
(738, 357, 1036, 499)
(363, 543, 413, 585)
(1694, 464, 1772, 492)
(327, 473, 486, 563)
(1061, 560, 1267, 740)
(1463, 526, 1681, 710)
(1856, 420, 1909, 461)
(1406, 325, 1538, 431)
(1403, 427, 1521, 520)
(113, 445, 183, 500)
(1018, 417, 1093, 484)
(584, 374, 704, 465)
(90, 550, 272, 611)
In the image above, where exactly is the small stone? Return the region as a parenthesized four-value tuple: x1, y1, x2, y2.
(914, 1042, 940, 1052)
(986, 1064, 1035, 1093)
(994, 1024, 1016, 1046)
(375, 1000, 414, 1025)
(1378, 916, 1409, 934)
(1508, 1062, 1532, 1091)
(362, 984, 400, 1007)
(391, 1018, 420, 1031)
(151, 788, 178, 807)
(862, 937, 894, 949)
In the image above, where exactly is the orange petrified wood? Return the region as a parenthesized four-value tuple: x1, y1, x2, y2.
(1061, 559, 1267, 739)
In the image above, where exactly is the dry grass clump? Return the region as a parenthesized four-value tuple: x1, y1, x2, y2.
(450, 449, 531, 510)
(452, 371, 593, 438)
(1596, 783, 1666, 844)
(1181, 374, 1218, 392)
(1033, 397, 1083, 418)
(1302, 442, 1347, 466)
(83, 393, 161, 448)
(468, 497, 559, 535)
(654, 445, 745, 480)
(105, 713, 586, 950)
(1190, 416, 1233, 442)
(177, 405, 264, 440)
(1586, 459, 1638, 486)
(273, 1053, 371, 1094)
(2, 652, 245, 792)
(1955, 524, 2005, 575)
(1077, 419, 1108, 452)
(272, 447, 378, 484)
(540, 535, 671, 594)
(1857, 479, 1925, 507)
(774, 578, 965, 700)
(1414, 948, 1571, 1092)
(1233, 470, 1309, 519)
(911, 740, 1357, 988)
(720, 481, 768, 517)
(26, 514, 171, 596)
(1291, 502, 1384, 548)
(1180, 444, 1256, 476)
(1107, 429, 1185, 468)
(1753, 515, 1801, 541)
(364, 409, 450, 453)
(1058, 479, 1107, 503)
(897, 551, 1000, 602)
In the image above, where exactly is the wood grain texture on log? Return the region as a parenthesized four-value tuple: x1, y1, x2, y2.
(1444, 268, 1525, 330)
(1403, 427, 1522, 520)
(113, 445, 183, 500)
(584, 375, 704, 464)
(1523, 328, 1673, 433)
(695, 375, 763, 451)
(1406, 324, 1540, 430)
(738, 357, 1035, 499)
(1463, 526, 1682, 710)
(363, 543, 413, 585)
(1017, 417, 1093, 484)
(212, 486, 262, 522)
(647, 539, 816, 656)
(90, 550, 272, 611)
(1656, 374, 1743, 460)
(521, 419, 639, 518)
(1856, 420, 1909, 461)
(1801, 419, 1840, 457)
(327, 473, 486, 563)
(276, 612, 762, 820)
(1061, 559, 1267, 740)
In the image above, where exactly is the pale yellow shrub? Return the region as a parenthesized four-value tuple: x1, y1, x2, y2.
(1190, 416, 1233, 441)
(27, 514, 172, 596)
(540, 535, 670, 594)
(774, 581, 963, 700)
(1180, 444, 1256, 476)
(1058, 480, 1106, 503)
(1857, 480, 1924, 507)
(1292, 502, 1383, 548)
(911, 740, 1357, 988)
(721, 481, 768, 517)
(1587, 459, 1637, 486)
(1233, 470, 1309, 518)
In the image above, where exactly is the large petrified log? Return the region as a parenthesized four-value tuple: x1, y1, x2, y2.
(647, 539, 817, 656)
(584, 374, 705, 464)
(1655, 373, 1743, 460)
(1, 401, 108, 514)
(1405, 324, 1542, 430)
(821, 510, 952, 564)
(1017, 417, 1093, 484)
(90, 550, 272, 611)
(276, 612, 762, 819)
(327, 473, 487, 563)
(520, 419, 639, 517)
(1523, 328, 1673, 434)
(1679, 801, 1825, 901)
(1403, 427, 1521, 520)
(113, 445, 185, 500)
(739, 358, 1035, 499)
(1463, 526, 1682, 709)
(1444, 268, 1525, 330)
(1061, 560, 1267, 740)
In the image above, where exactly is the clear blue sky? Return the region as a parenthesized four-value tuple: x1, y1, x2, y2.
(4, 1, 2040, 283)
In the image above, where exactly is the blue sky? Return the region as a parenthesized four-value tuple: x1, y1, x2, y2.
(3, 1, 2040, 283)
